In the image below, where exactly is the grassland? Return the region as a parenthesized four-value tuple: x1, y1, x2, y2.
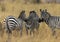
(0, 1, 60, 42)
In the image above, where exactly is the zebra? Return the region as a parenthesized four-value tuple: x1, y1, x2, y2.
(25, 10, 43, 36)
(3, 10, 27, 42)
(40, 9, 60, 38)
(4, 10, 26, 36)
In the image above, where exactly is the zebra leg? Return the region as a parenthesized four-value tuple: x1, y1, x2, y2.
(30, 28, 34, 36)
(20, 27, 23, 37)
(35, 23, 39, 35)
(26, 28, 28, 35)
(36, 24, 39, 34)
(6, 33, 11, 42)
(51, 28, 57, 38)
(30, 29, 35, 37)
(6, 30, 12, 42)
(30, 29, 32, 35)
(6, 29, 12, 34)
(20, 30, 22, 37)
(32, 29, 35, 36)
(51, 28, 56, 36)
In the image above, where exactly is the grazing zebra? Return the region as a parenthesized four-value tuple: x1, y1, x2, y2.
(25, 11, 42, 35)
(4, 10, 26, 36)
(40, 9, 60, 38)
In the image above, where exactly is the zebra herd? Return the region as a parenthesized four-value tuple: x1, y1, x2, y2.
(3, 9, 60, 38)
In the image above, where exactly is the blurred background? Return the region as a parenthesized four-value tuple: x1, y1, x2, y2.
(0, 0, 60, 42)
(0, 0, 60, 4)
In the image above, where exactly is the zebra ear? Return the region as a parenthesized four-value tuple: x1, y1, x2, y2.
(40, 9, 42, 12)
(45, 9, 47, 12)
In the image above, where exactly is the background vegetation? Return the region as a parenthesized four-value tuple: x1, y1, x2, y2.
(0, 0, 60, 42)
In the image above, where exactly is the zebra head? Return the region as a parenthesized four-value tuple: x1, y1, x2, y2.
(29, 10, 37, 18)
(40, 9, 51, 21)
(18, 10, 26, 21)
(25, 10, 40, 29)
(25, 11, 37, 29)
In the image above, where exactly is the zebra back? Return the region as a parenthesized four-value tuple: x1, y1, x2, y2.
(4, 16, 20, 33)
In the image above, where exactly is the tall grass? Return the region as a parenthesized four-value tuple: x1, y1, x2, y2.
(0, 0, 60, 42)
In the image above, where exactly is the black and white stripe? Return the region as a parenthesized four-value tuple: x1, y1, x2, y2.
(4, 10, 26, 42)
(25, 11, 41, 35)
(4, 16, 22, 33)
(40, 9, 60, 38)
(4, 10, 26, 36)
(3, 16, 24, 42)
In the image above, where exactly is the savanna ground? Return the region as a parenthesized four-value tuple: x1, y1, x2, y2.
(0, 1, 60, 42)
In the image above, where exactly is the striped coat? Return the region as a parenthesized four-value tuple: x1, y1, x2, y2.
(40, 9, 60, 38)
(4, 10, 26, 36)
(25, 11, 40, 35)
(4, 16, 23, 34)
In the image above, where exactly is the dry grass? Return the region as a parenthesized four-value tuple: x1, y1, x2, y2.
(0, 1, 60, 42)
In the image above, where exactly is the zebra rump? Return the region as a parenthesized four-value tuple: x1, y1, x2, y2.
(4, 16, 22, 33)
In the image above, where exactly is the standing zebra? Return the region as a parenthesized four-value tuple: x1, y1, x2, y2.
(25, 11, 42, 36)
(4, 10, 26, 42)
(4, 10, 26, 36)
(40, 9, 60, 38)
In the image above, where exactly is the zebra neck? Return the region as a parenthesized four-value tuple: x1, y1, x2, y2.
(18, 17, 21, 19)
(45, 18, 50, 25)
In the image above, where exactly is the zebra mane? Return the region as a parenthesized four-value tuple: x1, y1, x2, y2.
(18, 10, 25, 20)
(45, 11, 51, 17)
